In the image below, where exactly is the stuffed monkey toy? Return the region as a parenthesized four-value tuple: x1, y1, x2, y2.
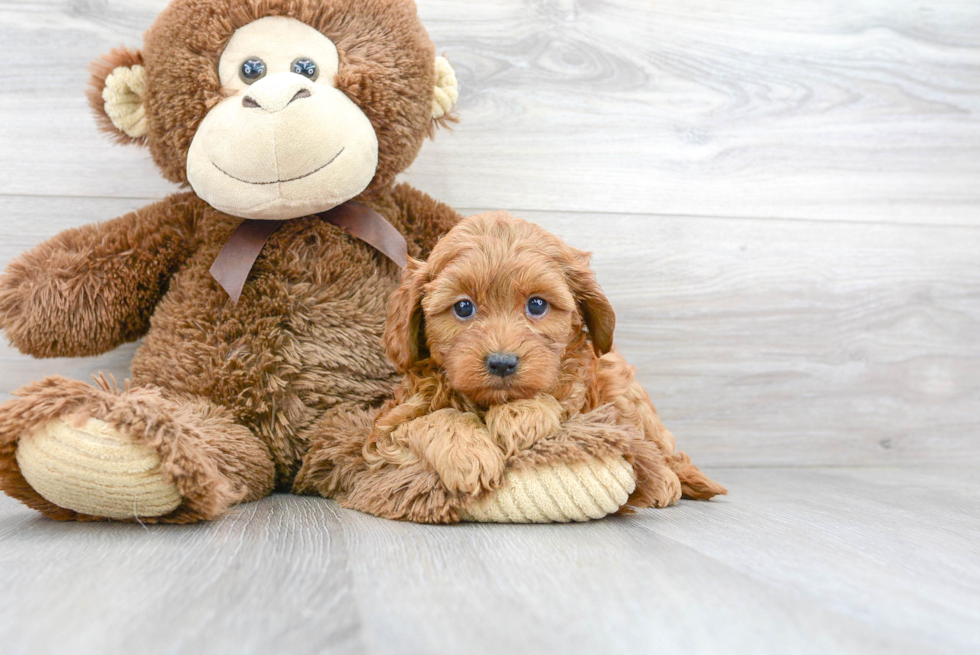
(0, 0, 639, 523)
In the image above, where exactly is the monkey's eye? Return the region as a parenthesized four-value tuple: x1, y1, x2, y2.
(526, 297, 549, 318)
(239, 58, 267, 84)
(291, 58, 319, 81)
(452, 299, 476, 320)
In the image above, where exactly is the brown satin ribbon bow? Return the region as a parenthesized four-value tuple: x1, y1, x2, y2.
(209, 201, 408, 303)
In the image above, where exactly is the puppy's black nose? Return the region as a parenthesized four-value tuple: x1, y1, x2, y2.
(486, 352, 519, 378)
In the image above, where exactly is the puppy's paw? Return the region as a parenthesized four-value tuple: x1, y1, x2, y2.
(420, 409, 505, 495)
(641, 466, 683, 509)
(485, 394, 564, 457)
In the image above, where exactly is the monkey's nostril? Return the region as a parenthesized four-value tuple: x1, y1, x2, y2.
(289, 89, 312, 104)
(242, 89, 309, 111)
(486, 353, 519, 378)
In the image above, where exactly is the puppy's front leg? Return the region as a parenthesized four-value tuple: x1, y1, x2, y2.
(395, 409, 505, 495)
(485, 394, 565, 458)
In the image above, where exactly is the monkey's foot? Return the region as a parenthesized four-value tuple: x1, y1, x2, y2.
(16, 417, 181, 520)
(461, 456, 635, 523)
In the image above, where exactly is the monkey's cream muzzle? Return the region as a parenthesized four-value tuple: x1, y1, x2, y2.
(187, 70, 379, 220)
(185, 16, 380, 220)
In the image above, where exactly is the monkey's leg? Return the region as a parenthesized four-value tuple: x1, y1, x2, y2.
(298, 404, 647, 524)
(0, 376, 275, 523)
(462, 405, 642, 523)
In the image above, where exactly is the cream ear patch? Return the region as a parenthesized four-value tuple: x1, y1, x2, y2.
(431, 56, 459, 119)
(103, 65, 148, 139)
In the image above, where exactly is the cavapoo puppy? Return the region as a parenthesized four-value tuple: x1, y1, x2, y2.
(300, 211, 725, 522)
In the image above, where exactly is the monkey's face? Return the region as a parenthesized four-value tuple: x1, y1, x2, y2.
(89, 0, 458, 221)
(186, 17, 379, 220)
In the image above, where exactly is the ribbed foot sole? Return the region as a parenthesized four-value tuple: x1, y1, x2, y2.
(16, 417, 182, 520)
(461, 456, 635, 523)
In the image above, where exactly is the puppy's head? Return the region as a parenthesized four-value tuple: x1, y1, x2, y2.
(384, 211, 615, 405)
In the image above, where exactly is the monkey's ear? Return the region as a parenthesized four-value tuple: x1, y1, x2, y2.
(430, 56, 459, 128)
(87, 47, 149, 145)
(565, 250, 616, 356)
(383, 258, 430, 374)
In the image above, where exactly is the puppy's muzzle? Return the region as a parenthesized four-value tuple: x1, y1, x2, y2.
(485, 352, 519, 378)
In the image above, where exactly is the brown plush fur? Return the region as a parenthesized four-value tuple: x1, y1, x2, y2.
(296, 212, 725, 521)
(0, 0, 461, 521)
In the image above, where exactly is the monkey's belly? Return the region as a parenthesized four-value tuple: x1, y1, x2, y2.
(129, 249, 400, 475)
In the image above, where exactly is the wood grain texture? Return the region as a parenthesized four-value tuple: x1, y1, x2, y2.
(413, 0, 980, 224)
(1, 4, 979, 655)
(525, 210, 980, 466)
(0, 0, 978, 223)
(3, 196, 977, 466)
(1, 467, 977, 655)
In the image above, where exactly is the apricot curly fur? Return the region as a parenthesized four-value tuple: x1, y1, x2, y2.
(302, 211, 725, 521)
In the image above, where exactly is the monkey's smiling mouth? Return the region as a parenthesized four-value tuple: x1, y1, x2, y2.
(211, 147, 345, 185)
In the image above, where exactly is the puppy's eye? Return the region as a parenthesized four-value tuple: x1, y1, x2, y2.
(240, 58, 267, 84)
(452, 299, 476, 320)
(291, 58, 319, 81)
(526, 297, 549, 318)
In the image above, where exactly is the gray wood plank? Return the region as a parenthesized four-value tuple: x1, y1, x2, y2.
(630, 467, 980, 653)
(1, 466, 977, 654)
(523, 209, 980, 467)
(337, 466, 980, 655)
(2, 196, 977, 466)
(412, 0, 980, 224)
(0, 496, 366, 655)
(0, 1, 978, 224)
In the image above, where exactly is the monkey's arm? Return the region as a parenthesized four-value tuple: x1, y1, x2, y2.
(0, 193, 202, 358)
(390, 182, 462, 258)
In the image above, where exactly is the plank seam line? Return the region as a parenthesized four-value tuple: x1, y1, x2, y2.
(1, 193, 978, 231)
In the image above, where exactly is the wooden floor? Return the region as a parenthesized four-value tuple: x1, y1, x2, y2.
(1, 1, 979, 653)
(1, 467, 978, 655)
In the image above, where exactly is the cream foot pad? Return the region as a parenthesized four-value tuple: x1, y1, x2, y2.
(462, 456, 636, 523)
(16, 417, 182, 520)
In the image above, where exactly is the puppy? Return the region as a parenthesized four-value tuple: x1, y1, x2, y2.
(362, 210, 726, 511)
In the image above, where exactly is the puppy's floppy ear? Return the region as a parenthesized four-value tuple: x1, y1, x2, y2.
(383, 257, 430, 373)
(565, 250, 616, 356)
(87, 47, 148, 145)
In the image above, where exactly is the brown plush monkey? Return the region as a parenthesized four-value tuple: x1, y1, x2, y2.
(0, 0, 640, 524)
(0, 0, 463, 522)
